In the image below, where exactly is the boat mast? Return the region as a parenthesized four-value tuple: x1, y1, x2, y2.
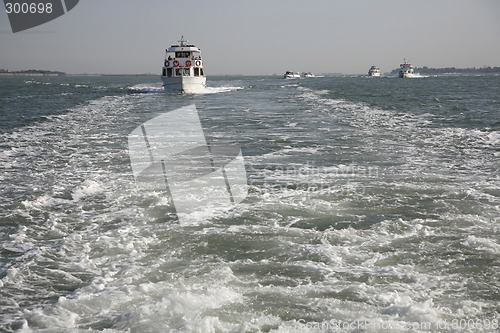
(178, 36, 188, 47)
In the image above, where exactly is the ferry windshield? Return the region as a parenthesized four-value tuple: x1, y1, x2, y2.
(192, 51, 201, 59)
(175, 51, 191, 58)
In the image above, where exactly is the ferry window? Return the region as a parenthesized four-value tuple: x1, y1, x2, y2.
(175, 51, 191, 58)
(175, 68, 181, 76)
(167, 68, 173, 77)
(194, 68, 199, 76)
(193, 51, 201, 59)
(162, 68, 166, 76)
(182, 68, 190, 76)
(200, 68, 204, 76)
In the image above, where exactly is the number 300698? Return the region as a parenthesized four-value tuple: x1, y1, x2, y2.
(5, 2, 53, 14)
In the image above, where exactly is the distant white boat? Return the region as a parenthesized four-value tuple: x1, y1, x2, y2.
(398, 59, 416, 78)
(303, 72, 324, 78)
(161, 36, 206, 93)
(368, 65, 381, 77)
(284, 71, 300, 79)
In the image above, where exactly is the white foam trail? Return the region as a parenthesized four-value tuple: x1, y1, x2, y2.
(407, 73, 429, 78)
(72, 180, 105, 201)
(2, 77, 499, 332)
(196, 86, 244, 94)
(127, 84, 244, 94)
(127, 84, 164, 93)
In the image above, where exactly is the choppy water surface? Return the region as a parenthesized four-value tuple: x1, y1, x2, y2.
(0, 74, 499, 332)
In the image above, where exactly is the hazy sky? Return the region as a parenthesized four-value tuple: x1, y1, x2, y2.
(1, 0, 500, 75)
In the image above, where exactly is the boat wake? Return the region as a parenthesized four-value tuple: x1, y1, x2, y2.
(127, 84, 164, 94)
(127, 85, 244, 94)
(198, 86, 244, 94)
(387, 73, 429, 79)
(405, 73, 428, 79)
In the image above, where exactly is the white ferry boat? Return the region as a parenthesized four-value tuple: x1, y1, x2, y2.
(398, 59, 415, 78)
(161, 36, 206, 93)
(368, 65, 381, 77)
(283, 71, 300, 79)
(303, 72, 325, 78)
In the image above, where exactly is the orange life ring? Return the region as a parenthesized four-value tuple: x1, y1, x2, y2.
(185, 60, 192, 67)
(195, 60, 202, 67)
(173, 60, 180, 67)
(164, 60, 169, 67)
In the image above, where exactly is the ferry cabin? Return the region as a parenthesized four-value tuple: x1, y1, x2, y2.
(162, 48, 204, 78)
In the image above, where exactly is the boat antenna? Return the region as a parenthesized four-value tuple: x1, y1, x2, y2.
(178, 35, 187, 46)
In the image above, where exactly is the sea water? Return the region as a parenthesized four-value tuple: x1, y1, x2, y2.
(0, 74, 499, 332)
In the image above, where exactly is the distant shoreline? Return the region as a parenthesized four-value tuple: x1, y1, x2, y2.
(2, 67, 500, 77)
(0, 70, 159, 77)
(0, 72, 64, 76)
(0, 69, 66, 76)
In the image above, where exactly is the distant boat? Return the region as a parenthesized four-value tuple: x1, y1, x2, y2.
(302, 72, 324, 78)
(398, 59, 416, 78)
(283, 71, 300, 79)
(161, 36, 206, 93)
(368, 65, 381, 77)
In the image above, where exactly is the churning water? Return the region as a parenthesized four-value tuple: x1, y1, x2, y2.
(0, 74, 499, 332)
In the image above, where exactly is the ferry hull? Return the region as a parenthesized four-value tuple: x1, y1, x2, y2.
(162, 76, 206, 93)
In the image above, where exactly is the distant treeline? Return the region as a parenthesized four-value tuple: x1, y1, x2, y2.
(390, 66, 500, 75)
(0, 69, 66, 76)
